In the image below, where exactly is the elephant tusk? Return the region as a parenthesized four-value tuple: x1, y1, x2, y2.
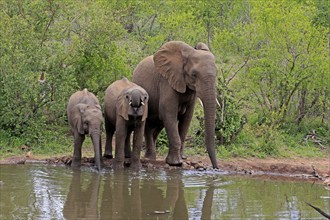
(141, 101, 145, 106)
(198, 98, 203, 107)
(129, 101, 132, 106)
(199, 98, 220, 108)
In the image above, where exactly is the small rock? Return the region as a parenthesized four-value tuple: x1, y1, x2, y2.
(185, 161, 192, 165)
(182, 162, 191, 169)
(146, 163, 154, 169)
(65, 157, 72, 165)
(17, 159, 26, 164)
(20, 145, 31, 151)
(190, 161, 198, 166)
(323, 178, 330, 187)
(194, 162, 204, 169)
(26, 151, 33, 158)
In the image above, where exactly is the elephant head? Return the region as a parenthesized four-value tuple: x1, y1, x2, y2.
(154, 41, 218, 168)
(117, 87, 149, 122)
(72, 103, 103, 135)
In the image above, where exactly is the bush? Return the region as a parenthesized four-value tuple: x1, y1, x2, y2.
(215, 90, 247, 145)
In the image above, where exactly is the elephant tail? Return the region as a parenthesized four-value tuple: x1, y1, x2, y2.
(83, 88, 88, 95)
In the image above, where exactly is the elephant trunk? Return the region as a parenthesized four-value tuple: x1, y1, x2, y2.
(200, 87, 218, 169)
(91, 131, 102, 171)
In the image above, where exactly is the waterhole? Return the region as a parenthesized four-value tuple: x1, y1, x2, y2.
(0, 165, 329, 219)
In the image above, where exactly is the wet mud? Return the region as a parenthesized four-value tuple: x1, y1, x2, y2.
(1, 155, 329, 187)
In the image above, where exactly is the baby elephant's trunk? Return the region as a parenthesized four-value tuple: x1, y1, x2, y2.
(90, 131, 102, 171)
(131, 89, 144, 107)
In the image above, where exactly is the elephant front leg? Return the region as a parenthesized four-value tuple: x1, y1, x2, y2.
(131, 123, 145, 169)
(72, 133, 85, 167)
(104, 121, 114, 159)
(124, 130, 132, 158)
(163, 119, 182, 166)
(114, 118, 127, 169)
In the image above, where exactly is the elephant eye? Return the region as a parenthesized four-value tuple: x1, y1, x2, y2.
(191, 71, 197, 78)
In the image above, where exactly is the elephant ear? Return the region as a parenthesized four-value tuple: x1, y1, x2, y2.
(195, 42, 210, 51)
(95, 104, 101, 110)
(117, 92, 129, 121)
(72, 103, 88, 134)
(142, 93, 149, 122)
(154, 41, 194, 93)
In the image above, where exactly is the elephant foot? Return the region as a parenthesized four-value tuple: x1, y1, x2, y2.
(165, 155, 182, 166)
(94, 160, 103, 171)
(130, 160, 142, 170)
(103, 154, 113, 159)
(144, 151, 156, 160)
(71, 159, 81, 168)
(113, 160, 124, 169)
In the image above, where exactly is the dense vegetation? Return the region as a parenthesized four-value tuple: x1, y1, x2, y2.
(0, 0, 329, 159)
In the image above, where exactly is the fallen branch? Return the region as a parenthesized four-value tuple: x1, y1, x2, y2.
(304, 130, 327, 149)
(306, 202, 330, 219)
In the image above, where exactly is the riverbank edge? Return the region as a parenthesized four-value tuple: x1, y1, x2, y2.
(1, 155, 329, 187)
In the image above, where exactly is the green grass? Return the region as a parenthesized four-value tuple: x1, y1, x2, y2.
(1, 120, 328, 161)
(0, 125, 73, 159)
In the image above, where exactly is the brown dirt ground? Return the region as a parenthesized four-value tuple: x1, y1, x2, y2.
(1, 153, 329, 186)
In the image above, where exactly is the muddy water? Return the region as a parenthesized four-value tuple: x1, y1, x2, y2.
(0, 165, 329, 220)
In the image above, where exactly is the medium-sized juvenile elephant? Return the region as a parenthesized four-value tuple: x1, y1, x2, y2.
(104, 77, 149, 169)
(67, 89, 103, 171)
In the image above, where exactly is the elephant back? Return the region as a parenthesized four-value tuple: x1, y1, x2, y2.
(67, 89, 100, 119)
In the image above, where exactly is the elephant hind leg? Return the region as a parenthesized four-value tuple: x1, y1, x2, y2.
(104, 121, 115, 159)
(144, 123, 162, 160)
(72, 133, 85, 167)
(178, 106, 194, 160)
(125, 130, 132, 158)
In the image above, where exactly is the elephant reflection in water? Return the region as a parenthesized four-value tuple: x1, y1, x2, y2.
(63, 170, 101, 219)
(102, 171, 189, 219)
(201, 186, 215, 220)
(63, 171, 215, 219)
(63, 171, 189, 219)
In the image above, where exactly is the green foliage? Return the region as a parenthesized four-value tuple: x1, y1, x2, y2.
(313, 0, 330, 27)
(187, 103, 207, 149)
(155, 130, 169, 156)
(215, 71, 247, 145)
(0, 0, 328, 159)
(0, 1, 77, 138)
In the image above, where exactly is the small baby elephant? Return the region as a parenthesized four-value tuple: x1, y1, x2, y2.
(67, 89, 103, 171)
(104, 77, 149, 169)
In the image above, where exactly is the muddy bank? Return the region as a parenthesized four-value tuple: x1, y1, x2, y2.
(1, 155, 329, 186)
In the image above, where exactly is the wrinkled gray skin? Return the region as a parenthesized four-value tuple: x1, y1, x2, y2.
(67, 89, 103, 171)
(104, 77, 149, 169)
(132, 41, 218, 169)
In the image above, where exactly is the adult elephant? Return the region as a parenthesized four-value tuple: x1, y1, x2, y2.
(132, 41, 218, 169)
(67, 89, 103, 171)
